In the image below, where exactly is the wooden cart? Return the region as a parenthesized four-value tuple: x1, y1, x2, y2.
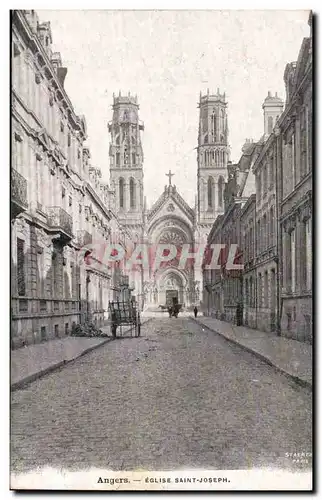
(108, 299, 141, 338)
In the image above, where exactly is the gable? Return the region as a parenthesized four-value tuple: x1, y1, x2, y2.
(147, 185, 195, 237)
(147, 185, 194, 225)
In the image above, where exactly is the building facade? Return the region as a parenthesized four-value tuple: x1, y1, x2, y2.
(252, 92, 284, 333)
(277, 14, 312, 343)
(11, 10, 132, 348)
(108, 89, 230, 311)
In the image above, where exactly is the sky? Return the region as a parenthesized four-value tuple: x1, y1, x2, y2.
(38, 9, 310, 207)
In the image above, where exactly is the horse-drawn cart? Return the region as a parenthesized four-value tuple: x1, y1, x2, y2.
(108, 299, 141, 338)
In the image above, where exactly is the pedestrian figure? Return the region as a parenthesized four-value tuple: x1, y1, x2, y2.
(194, 306, 198, 318)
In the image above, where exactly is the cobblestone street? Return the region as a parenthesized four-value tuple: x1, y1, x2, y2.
(11, 318, 312, 473)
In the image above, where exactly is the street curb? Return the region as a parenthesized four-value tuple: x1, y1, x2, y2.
(193, 318, 312, 390)
(11, 318, 154, 392)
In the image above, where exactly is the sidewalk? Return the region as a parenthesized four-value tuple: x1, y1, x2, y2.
(11, 318, 151, 391)
(194, 316, 312, 389)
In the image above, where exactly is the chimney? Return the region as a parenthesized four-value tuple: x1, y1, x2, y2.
(268, 91, 272, 97)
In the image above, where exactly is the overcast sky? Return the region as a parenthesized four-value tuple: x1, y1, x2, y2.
(38, 10, 310, 207)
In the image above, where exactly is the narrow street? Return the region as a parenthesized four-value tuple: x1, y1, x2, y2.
(11, 318, 312, 473)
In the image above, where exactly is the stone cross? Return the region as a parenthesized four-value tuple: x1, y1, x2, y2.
(166, 169, 175, 186)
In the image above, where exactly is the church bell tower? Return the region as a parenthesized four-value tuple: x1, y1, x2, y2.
(197, 88, 229, 228)
(108, 92, 145, 231)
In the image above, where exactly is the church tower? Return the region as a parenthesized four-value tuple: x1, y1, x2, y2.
(108, 92, 145, 233)
(197, 89, 229, 228)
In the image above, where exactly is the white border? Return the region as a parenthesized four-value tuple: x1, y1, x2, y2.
(2, 2, 320, 498)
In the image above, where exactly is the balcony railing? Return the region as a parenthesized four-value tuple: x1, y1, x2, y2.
(47, 206, 73, 239)
(11, 169, 28, 218)
(77, 229, 93, 248)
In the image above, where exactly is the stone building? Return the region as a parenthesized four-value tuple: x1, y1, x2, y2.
(108, 89, 230, 311)
(203, 140, 259, 321)
(277, 13, 312, 343)
(202, 12, 312, 344)
(240, 194, 257, 328)
(11, 10, 131, 348)
(252, 92, 284, 333)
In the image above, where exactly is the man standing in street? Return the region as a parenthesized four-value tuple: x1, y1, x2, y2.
(194, 306, 198, 318)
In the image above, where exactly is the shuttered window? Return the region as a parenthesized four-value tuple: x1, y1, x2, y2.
(17, 238, 26, 296)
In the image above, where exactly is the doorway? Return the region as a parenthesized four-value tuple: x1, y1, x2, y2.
(166, 289, 178, 307)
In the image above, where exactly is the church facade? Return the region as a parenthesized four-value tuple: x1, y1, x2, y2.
(108, 89, 229, 310)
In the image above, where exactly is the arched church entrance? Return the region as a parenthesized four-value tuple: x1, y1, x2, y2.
(157, 269, 186, 307)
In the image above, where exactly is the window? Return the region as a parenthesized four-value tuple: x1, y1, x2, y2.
(268, 156, 274, 188)
(68, 133, 71, 148)
(132, 153, 136, 165)
(290, 229, 296, 293)
(308, 101, 312, 171)
(17, 238, 26, 296)
(69, 196, 72, 207)
(256, 173, 261, 200)
(263, 214, 267, 250)
(208, 177, 213, 208)
(78, 149, 81, 159)
(258, 273, 262, 307)
(130, 178, 136, 209)
(211, 113, 217, 139)
(291, 133, 296, 188)
(249, 276, 253, 306)
(300, 106, 308, 179)
(306, 218, 312, 290)
(116, 153, 120, 166)
(269, 207, 274, 244)
(55, 324, 59, 337)
(264, 271, 268, 307)
(60, 121, 64, 133)
(268, 115, 273, 134)
(221, 109, 225, 133)
(218, 176, 224, 207)
(204, 134, 208, 144)
(62, 187, 65, 198)
(257, 220, 261, 252)
(263, 164, 268, 195)
(79, 204, 82, 214)
(119, 178, 124, 208)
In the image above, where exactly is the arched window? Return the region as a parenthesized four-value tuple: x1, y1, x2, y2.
(119, 178, 124, 208)
(218, 176, 224, 207)
(208, 177, 214, 208)
(130, 178, 136, 209)
(215, 150, 219, 165)
(204, 151, 207, 165)
(221, 109, 225, 133)
(211, 113, 217, 139)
